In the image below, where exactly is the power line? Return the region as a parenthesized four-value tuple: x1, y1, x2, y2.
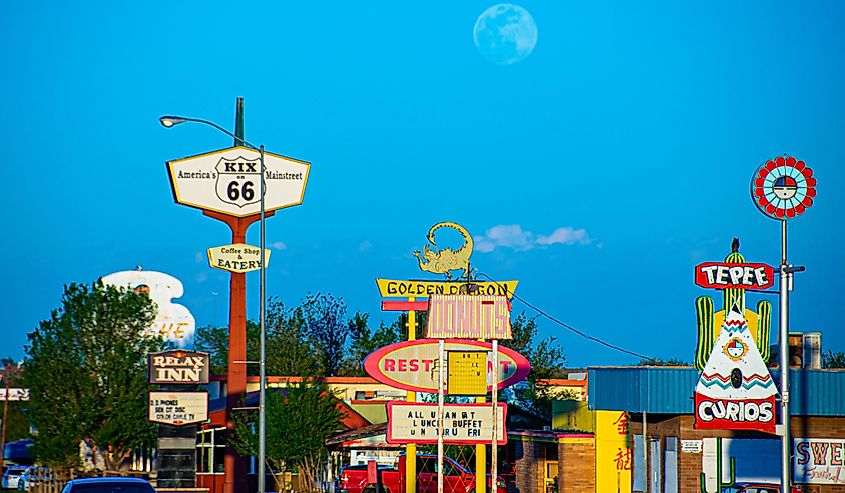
(477, 272, 653, 361)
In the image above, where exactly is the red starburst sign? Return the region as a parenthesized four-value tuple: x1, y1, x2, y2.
(752, 156, 816, 219)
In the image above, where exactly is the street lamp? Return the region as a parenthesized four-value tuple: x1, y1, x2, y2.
(160, 114, 269, 493)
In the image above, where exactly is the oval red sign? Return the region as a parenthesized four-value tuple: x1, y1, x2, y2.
(363, 339, 530, 393)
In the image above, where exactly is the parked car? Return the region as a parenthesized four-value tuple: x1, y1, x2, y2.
(2, 466, 30, 490)
(60, 478, 155, 493)
(722, 482, 802, 493)
(17, 467, 52, 491)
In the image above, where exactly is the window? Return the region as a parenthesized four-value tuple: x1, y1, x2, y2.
(196, 427, 227, 474)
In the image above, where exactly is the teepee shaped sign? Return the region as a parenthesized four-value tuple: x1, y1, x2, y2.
(694, 302, 778, 434)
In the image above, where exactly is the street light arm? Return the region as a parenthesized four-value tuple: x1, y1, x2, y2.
(159, 115, 259, 150)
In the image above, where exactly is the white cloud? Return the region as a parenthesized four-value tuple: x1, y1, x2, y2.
(474, 225, 534, 253)
(270, 241, 287, 250)
(475, 224, 593, 252)
(537, 227, 590, 246)
(358, 240, 373, 253)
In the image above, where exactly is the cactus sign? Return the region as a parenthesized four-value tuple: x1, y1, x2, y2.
(694, 239, 778, 434)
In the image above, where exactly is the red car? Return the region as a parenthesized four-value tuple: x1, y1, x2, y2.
(722, 482, 802, 493)
(340, 454, 504, 493)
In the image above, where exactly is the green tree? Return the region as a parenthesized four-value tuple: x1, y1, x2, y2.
(265, 300, 322, 376)
(637, 357, 690, 366)
(194, 323, 235, 376)
(822, 350, 845, 369)
(301, 293, 350, 377)
(22, 282, 164, 471)
(194, 298, 323, 377)
(339, 313, 401, 376)
(0, 363, 29, 442)
(231, 379, 343, 492)
(500, 312, 570, 419)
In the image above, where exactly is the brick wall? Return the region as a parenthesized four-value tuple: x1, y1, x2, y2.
(629, 414, 845, 492)
(512, 438, 540, 493)
(559, 436, 595, 493)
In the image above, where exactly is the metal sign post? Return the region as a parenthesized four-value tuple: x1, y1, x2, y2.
(161, 100, 310, 493)
(750, 155, 816, 493)
(437, 338, 445, 493)
(779, 220, 790, 491)
(491, 340, 499, 493)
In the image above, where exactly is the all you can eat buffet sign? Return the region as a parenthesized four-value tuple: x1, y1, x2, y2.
(386, 402, 507, 445)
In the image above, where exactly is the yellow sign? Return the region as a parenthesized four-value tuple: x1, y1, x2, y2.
(413, 222, 474, 280)
(376, 279, 518, 298)
(427, 295, 512, 339)
(448, 351, 488, 395)
(207, 243, 270, 273)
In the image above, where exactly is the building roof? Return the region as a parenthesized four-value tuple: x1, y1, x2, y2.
(588, 366, 845, 416)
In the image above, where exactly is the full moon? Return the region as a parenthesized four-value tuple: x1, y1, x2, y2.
(473, 4, 538, 65)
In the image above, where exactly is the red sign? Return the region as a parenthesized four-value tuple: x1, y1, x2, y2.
(367, 461, 378, 484)
(363, 339, 530, 394)
(694, 393, 776, 434)
(694, 262, 774, 291)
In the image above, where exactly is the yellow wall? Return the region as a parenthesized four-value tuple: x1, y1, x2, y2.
(553, 403, 632, 493)
(594, 410, 632, 493)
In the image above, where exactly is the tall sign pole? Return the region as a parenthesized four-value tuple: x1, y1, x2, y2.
(490, 339, 499, 493)
(162, 100, 310, 493)
(778, 219, 790, 491)
(751, 155, 815, 492)
(437, 338, 445, 493)
(405, 302, 418, 493)
(0, 365, 10, 475)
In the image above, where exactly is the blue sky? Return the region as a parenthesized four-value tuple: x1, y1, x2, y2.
(1, 1, 843, 368)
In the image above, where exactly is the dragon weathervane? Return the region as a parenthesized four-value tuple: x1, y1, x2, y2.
(413, 222, 474, 280)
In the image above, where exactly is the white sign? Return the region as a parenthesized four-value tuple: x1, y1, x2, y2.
(681, 439, 703, 453)
(207, 243, 270, 273)
(386, 402, 506, 444)
(167, 146, 310, 217)
(794, 438, 845, 484)
(102, 270, 196, 347)
(148, 391, 208, 426)
(0, 388, 29, 401)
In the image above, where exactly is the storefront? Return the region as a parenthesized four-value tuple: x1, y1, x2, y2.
(584, 366, 845, 493)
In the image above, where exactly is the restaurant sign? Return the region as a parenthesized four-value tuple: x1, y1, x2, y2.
(148, 350, 210, 384)
(363, 339, 530, 394)
(207, 243, 270, 273)
(376, 279, 518, 298)
(386, 402, 507, 445)
(426, 295, 512, 339)
(148, 391, 208, 426)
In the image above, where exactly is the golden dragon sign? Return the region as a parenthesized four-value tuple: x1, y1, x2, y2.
(413, 222, 473, 280)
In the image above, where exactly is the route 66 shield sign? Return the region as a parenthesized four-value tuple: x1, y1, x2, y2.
(167, 146, 310, 217)
(215, 155, 262, 208)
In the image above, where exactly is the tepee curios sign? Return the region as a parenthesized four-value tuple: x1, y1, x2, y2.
(167, 146, 310, 217)
(694, 303, 778, 434)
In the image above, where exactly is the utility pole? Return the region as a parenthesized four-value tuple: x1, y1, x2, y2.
(0, 365, 12, 476)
